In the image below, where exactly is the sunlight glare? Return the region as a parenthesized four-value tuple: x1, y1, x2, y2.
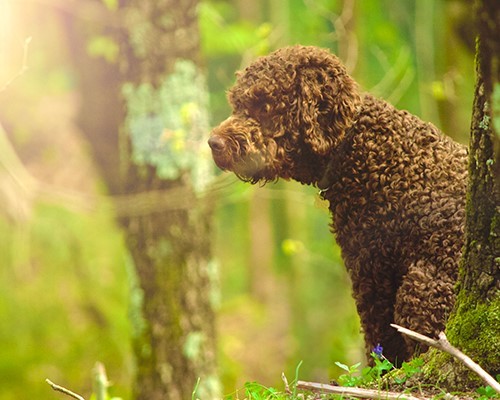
(0, 0, 13, 78)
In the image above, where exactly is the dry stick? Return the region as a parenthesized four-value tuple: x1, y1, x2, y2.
(391, 324, 500, 393)
(45, 379, 85, 400)
(296, 380, 430, 400)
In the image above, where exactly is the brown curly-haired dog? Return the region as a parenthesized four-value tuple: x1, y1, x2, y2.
(208, 45, 467, 365)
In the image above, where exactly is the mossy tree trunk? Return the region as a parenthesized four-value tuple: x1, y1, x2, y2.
(119, 2, 219, 399)
(62, 1, 219, 399)
(425, 0, 499, 390)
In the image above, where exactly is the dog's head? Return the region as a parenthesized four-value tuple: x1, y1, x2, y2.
(208, 45, 361, 184)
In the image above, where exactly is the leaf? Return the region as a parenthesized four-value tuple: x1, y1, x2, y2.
(476, 385, 497, 399)
(348, 362, 361, 373)
(334, 361, 350, 372)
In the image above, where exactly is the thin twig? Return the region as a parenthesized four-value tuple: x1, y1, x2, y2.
(391, 324, 500, 393)
(45, 379, 85, 400)
(296, 380, 430, 400)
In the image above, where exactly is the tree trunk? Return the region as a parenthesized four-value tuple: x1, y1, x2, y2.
(424, 0, 499, 389)
(118, 2, 219, 399)
(63, 1, 219, 399)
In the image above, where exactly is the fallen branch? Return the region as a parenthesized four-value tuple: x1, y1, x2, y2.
(45, 379, 85, 400)
(296, 380, 429, 400)
(391, 324, 500, 393)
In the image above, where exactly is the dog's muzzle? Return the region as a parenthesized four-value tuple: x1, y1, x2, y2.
(208, 135, 226, 153)
(208, 134, 235, 171)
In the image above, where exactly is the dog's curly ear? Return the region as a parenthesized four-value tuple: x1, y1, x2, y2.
(297, 54, 361, 155)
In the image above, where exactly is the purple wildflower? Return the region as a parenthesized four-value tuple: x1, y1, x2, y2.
(372, 343, 384, 358)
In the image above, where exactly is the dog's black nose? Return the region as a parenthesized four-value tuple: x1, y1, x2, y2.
(208, 135, 226, 152)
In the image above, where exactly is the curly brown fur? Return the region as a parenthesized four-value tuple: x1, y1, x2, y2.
(208, 45, 467, 366)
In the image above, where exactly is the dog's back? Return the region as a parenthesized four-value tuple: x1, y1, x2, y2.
(320, 94, 468, 363)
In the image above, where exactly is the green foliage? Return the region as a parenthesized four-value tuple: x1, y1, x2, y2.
(199, 2, 272, 56)
(286, 0, 339, 46)
(335, 354, 393, 387)
(243, 382, 280, 400)
(393, 357, 424, 385)
(477, 386, 499, 399)
(221, 358, 303, 399)
(335, 353, 423, 388)
(355, 1, 419, 111)
(334, 361, 363, 387)
(0, 203, 131, 400)
(476, 382, 500, 399)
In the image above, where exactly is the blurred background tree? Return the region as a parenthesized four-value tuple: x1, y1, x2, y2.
(0, 0, 475, 399)
(61, 0, 219, 399)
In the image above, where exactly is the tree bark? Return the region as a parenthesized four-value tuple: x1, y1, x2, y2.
(424, 0, 499, 389)
(63, 1, 219, 399)
(118, 2, 219, 399)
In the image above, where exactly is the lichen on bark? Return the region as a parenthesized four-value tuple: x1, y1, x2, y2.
(122, 59, 213, 191)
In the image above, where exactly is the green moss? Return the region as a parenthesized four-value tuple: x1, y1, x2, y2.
(423, 347, 486, 391)
(423, 349, 454, 385)
(422, 280, 500, 390)
(446, 292, 500, 371)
